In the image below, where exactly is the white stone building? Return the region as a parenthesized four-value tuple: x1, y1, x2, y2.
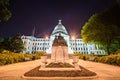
(21, 20, 105, 54)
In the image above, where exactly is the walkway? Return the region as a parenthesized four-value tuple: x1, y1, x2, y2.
(0, 59, 120, 80)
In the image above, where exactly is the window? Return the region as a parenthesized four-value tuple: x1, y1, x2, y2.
(37, 47, 39, 50)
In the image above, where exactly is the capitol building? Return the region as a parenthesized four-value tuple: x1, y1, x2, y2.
(21, 20, 105, 54)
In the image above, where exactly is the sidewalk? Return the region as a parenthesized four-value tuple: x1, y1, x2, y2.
(78, 59, 120, 80)
(0, 59, 120, 80)
(0, 59, 41, 80)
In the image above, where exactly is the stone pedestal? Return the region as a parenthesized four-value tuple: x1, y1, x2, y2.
(73, 56, 81, 70)
(51, 46, 69, 63)
(40, 56, 47, 69)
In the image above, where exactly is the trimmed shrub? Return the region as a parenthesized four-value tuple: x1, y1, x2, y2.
(0, 51, 45, 65)
(115, 49, 120, 54)
(75, 53, 120, 66)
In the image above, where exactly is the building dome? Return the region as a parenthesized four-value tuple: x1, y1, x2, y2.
(51, 20, 68, 35)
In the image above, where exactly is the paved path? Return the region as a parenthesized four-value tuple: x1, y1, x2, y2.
(0, 59, 120, 80)
(78, 60, 120, 80)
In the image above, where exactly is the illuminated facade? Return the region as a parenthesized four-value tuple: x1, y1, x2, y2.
(21, 20, 105, 54)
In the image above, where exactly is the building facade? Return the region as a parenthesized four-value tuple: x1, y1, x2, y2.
(21, 20, 105, 54)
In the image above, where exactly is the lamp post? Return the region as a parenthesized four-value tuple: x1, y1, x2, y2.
(71, 36, 76, 53)
(44, 36, 49, 52)
(43, 39, 45, 52)
(74, 39, 76, 53)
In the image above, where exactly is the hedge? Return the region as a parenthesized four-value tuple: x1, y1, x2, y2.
(94, 54, 120, 66)
(0, 51, 45, 66)
(75, 52, 120, 66)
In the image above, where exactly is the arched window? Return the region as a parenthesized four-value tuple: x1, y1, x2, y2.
(37, 47, 39, 50)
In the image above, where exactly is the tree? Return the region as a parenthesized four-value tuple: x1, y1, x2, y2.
(0, 0, 11, 22)
(82, 14, 118, 54)
(0, 37, 4, 50)
(117, 0, 120, 6)
(0, 37, 4, 44)
(10, 33, 25, 53)
(81, 1, 120, 55)
(0, 37, 12, 50)
(0, 34, 25, 53)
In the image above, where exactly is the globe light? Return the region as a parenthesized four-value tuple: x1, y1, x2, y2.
(71, 36, 75, 40)
(45, 36, 49, 40)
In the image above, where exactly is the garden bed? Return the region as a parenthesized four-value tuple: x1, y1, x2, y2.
(46, 62, 74, 68)
(24, 66, 96, 77)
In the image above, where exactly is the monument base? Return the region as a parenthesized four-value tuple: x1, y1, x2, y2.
(51, 46, 69, 63)
(39, 67, 81, 71)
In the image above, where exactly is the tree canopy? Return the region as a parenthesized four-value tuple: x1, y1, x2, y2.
(0, 0, 11, 22)
(81, 3, 120, 54)
(0, 33, 25, 53)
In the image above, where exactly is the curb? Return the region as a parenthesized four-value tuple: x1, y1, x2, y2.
(22, 75, 98, 80)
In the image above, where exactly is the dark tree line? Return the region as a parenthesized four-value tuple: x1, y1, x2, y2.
(0, 0, 25, 53)
(0, 33, 25, 53)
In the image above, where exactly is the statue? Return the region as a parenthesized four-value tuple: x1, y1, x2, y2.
(51, 33, 69, 63)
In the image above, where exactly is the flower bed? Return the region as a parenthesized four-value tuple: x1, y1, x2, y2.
(24, 66, 96, 77)
(46, 62, 74, 68)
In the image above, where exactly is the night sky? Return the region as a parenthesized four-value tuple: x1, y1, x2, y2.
(0, 0, 117, 38)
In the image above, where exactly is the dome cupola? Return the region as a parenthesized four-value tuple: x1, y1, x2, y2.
(51, 20, 68, 35)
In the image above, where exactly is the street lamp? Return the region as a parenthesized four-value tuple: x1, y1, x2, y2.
(71, 36, 76, 53)
(71, 36, 75, 41)
(45, 36, 49, 40)
(44, 36, 49, 52)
